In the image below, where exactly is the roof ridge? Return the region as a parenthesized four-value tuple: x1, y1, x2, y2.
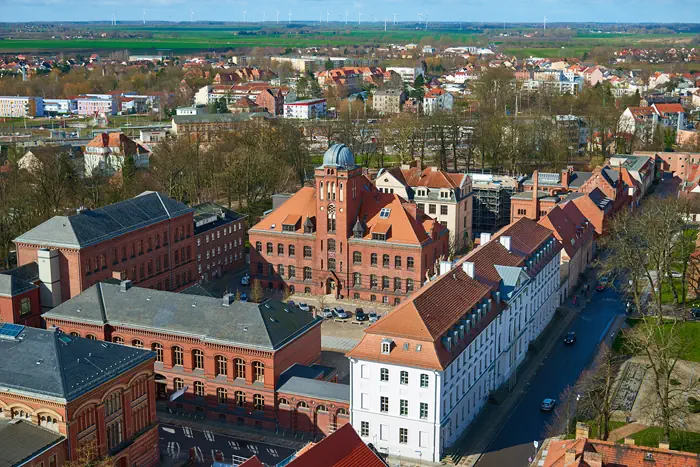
(52, 328, 71, 400)
(97, 283, 108, 324)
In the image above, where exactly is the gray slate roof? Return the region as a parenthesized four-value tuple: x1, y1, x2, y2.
(14, 192, 192, 249)
(0, 274, 37, 297)
(277, 376, 350, 403)
(44, 283, 321, 351)
(0, 325, 154, 402)
(0, 419, 64, 467)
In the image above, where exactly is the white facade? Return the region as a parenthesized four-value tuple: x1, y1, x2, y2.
(0, 96, 44, 117)
(350, 236, 561, 463)
(176, 105, 207, 116)
(84, 147, 150, 177)
(76, 97, 117, 116)
(423, 91, 455, 115)
(43, 98, 76, 115)
(283, 99, 327, 119)
(387, 67, 425, 83)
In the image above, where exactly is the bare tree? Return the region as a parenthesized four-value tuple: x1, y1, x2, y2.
(576, 344, 622, 440)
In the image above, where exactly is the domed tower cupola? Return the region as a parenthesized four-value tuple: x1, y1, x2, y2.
(322, 144, 356, 169)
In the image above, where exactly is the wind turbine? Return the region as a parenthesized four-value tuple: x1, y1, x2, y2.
(543, 16, 547, 33)
(327, 11, 330, 23)
(417, 12, 423, 25)
(112, 9, 116, 26)
(276, 9, 279, 24)
(190, 9, 194, 24)
(384, 17, 387, 31)
(242, 10, 247, 22)
(345, 11, 348, 25)
(425, 14, 428, 30)
(288, 11, 291, 24)
(358, 11, 362, 26)
(142, 9, 146, 25)
(393, 13, 397, 25)
(263, 11, 266, 23)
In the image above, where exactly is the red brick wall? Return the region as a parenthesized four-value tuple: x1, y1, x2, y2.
(26, 441, 67, 467)
(273, 323, 322, 384)
(0, 287, 41, 327)
(276, 396, 349, 436)
(195, 218, 246, 283)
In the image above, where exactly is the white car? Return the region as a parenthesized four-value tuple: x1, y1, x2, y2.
(240, 274, 250, 286)
(298, 303, 311, 312)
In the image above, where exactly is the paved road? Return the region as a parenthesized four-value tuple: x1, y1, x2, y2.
(476, 286, 626, 467)
(158, 423, 295, 466)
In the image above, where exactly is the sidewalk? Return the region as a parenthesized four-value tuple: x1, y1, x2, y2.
(609, 422, 648, 441)
(444, 274, 598, 467)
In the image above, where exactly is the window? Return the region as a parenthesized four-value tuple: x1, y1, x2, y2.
(215, 356, 228, 376)
(256, 241, 262, 252)
(297, 401, 308, 409)
(429, 204, 436, 214)
(151, 343, 163, 362)
(379, 208, 391, 218)
(277, 264, 284, 276)
(172, 376, 182, 391)
(192, 349, 204, 370)
(194, 381, 205, 397)
(399, 428, 408, 444)
(370, 274, 378, 289)
(327, 204, 337, 233)
(253, 362, 265, 383)
(400, 371, 408, 385)
(394, 256, 402, 268)
(234, 359, 246, 379)
(353, 273, 362, 287)
(288, 265, 296, 278)
(371, 253, 377, 266)
(49, 455, 57, 467)
(278, 398, 289, 406)
(372, 233, 386, 241)
(288, 245, 295, 257)
(254, 394, 264, 411)
(327, 239, 336, 252)
(353, 251, 362, 264)
(105, 391, 122, 415)
(277, 244, 284, 256)
(70, 331, 80, 337)
(441, 205, 449, 215)
(383, 254, 390, 267)
(380, 396, 389, 413)
(328, 258, 336, 271)
(380, 368, 389, 382)
(406, 278, 414, 292)
(303, 267, 312, 281)
(382, 276, 390, 289)
(87, 334, 97, 340)
(132, 339, 143, 348)
(235, 391, 246, 407)
(282, 223, 295, 232)
(303, 246, 312, 258)
(420, 402, 429, 419)
(381, 341, 391, 354)
(113, 336, 124, 345)
(361, 421, 369, 437)
(172, 346, 184, 366)
(407, 257, 415, 270)
(19, 298, 31, 316)
(394, 277, 401, 290)
(400, 399, 408, 416)
(266, 243, 273, 255)
(420, 374, 429, 388)
(217, 388, 227, 404)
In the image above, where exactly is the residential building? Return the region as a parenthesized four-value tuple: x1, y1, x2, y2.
(564, 190, 615, 236)
(316, 69, 361, 95)
(43, 98, 77, 116)
(283, 99, 327, 119)
(84, 132, 150, 177)
(248, 144, 449, 304)
(0, 263, 42, 327)
(171, 113, 270, 141)
(14, 192, 197, 306)
(375, 164, 473, 250)
(42, 282, 330, 431)
(635, 151, 700, 183)
(176, 105, 207, 116)
(423, 88, 454, 115)
(555, 115, 589, 149)
(255, 88, 284, 116)
(0, 96, 44, 118)
(373, 89, 405, 114)
(19, 145, 84, 176)
(193, 202, 247, 283)
(76, 95, 117, 116)
(387, 67, 425, 83)
(607, 154, 656, 196)
(468, 173, 520, 239)
(0, 323, 159, 467)
(0, 418, 66, 467)
(271, 57, 315, 73)
(348, 218, 562, 462)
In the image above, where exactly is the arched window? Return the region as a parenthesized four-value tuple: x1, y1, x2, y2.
(371, 253, 378, 266)
(317, 405, 327, 412)
(319, 181, 324, 200)
(234, 358, 246, 379)
(277, 243, 284, 255)
(235, 391, 246, 407)
(192, 349, 204, 370)
(105, 391, 122, 416)
(353, 251, 362, 264)
(173, 378, 184, 391)
(86, 334, 96, 340)
(297, 401, 308, 409)
(327, 204, 336, 233)
(253, 394, 265, 411)
(289, 245, 295, 257)
(339, 183, 344, 202)
(215, 355, 228, 376)
(288, 265, 296, 278)
(172, 346, 184, 366)
(255, 241, 262, 252)
(266, 243, 273, 255)
(152, 342, 163, 362)
(337, 408, 348, 416)
(132, 339, 143, 348)
(217, 388, 227, 404)
(278, 398, 289, 406)
(194, 381, 205, 397)
(70, 331, 80, 337)
(353, 273, 362, 287)
(253, 362, 265, 383)
(112, 336, 124, 345)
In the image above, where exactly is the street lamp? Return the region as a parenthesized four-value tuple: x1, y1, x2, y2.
(415, 450, 422, 466)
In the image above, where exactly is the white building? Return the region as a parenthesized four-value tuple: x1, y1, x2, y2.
(283, 98, 327, 119)
(348, 218, 561, 463)
(76, 95, 117, 116)
(0, 96, 44, 117)
(423, 88, 454, 115)
(176, 105, 208, 116)
(387, 67, 425, 83)
(84, 132, 150, 177)
(43, 98, 77, 115)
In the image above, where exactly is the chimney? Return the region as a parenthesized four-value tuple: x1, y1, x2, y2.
(624, 437, 635, 446)
(119, 280, 132, 292)
(561, 168, 570, 189)
(658, 440, 670, 450)
(532, 170, 540, 220)
(480, 232, 491, 245)
(582, 452, 602, 467)
(499, 236, 512, 251)
(575, 422, 590, 440)
(38, 248, 62, 312)
(222, 293, 235, 306)
(112, 270, 125, 281)
(439, 260, 453, 276)
(462, 261, 475, 279)
(564, 449, 576, 466)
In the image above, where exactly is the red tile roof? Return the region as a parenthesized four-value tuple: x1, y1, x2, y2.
(652, 103, 685, 114)
(286, 424, 387, 467)
(86, 132, 149, 155)
(399, 167, 467, 189)
(239, 456, 265, 467)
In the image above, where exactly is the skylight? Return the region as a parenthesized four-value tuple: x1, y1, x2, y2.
(379, 208, 391, 218)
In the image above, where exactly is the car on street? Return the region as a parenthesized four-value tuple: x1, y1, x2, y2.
(322, 308, 333, 319)
(333, 308, 349, 319)
(298, 303, 311, 312)
(369, 312, 379, 323)
(240, 274, 250, 286)
(355, 308, 368, 321)
(240, 293, 248, 302)
(541, 398, 556, 411)
(690, 308, 700, 320)
(564, 331, 576, 345)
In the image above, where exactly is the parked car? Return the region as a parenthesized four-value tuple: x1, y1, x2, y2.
(369, 312, 379, 323)
(564, 331, 576, 345)
(596, 275, 608, 291)
(298, 303, 311, 312)
(355, 308, 368, 321)
(541, 398, 556, 411)
(690, 308, 700, 320)
(240, 274, 250, 286)
(333, 308, 349, 319)
(240, 293, 248, 302)
(322, 308, 333, 319)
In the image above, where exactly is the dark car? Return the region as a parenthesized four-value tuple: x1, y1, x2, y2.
(355, 308, 368, 321)
(564, 331, 576, 345)
(541, 398, 556, 411)
(690, 308, 700, 320)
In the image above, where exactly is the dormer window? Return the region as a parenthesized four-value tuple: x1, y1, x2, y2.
(381, 338, 393, 354)
(372, 233, 386, 241)
(282, 224, 295, 232)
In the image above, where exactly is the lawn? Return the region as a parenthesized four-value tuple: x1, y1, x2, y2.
(661, 277, 686, 305)
(580, 420, 627, 440)
(613, 318, 700, 363)
(627, 427, 700, 453)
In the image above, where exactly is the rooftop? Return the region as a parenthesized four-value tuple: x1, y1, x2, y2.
(0, 419, 64, 467)
(277, 377, 349, 403)
(192, 202, 246, 235)
(285, 424, 387, 467)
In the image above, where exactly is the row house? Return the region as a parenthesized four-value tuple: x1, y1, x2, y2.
(14, 192, 197, 307)
(249, 145, 449, 305)
(42, 282, 334, 432)
(193, 202, 247, 283)
(348, 217, 561, 462)
(0, 323, 158, 467)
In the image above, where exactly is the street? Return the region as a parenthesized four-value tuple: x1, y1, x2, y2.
(476, 286, 626, 467)
(158, 423, 296, 466)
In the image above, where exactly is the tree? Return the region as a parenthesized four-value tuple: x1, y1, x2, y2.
(576, 344, 622, 440)
(64, 438, 114, 467)
(24, 148, 80, 220)
(250, 279, 264, 303)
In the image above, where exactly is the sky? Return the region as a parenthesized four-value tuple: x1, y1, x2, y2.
(1, 0, 699, 24)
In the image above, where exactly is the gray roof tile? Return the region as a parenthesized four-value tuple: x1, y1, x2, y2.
(0, 419, 64, 467)
(277, 376, 349, 403)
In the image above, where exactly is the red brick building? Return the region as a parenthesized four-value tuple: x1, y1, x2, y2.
(0, 323, 159, 467)
(255, 88, 284, 116)
(0, 263, 42, 327)
(14, 192, 197, 308)
(249, 144, 449, 305)
(193, 202, 247, 283)
(42, 281, 346, 433)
